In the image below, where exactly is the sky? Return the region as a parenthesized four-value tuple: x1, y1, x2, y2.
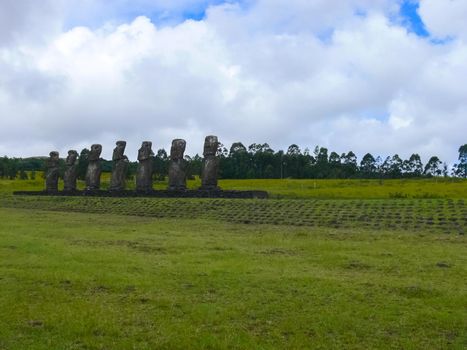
(0, 0, 466, 163)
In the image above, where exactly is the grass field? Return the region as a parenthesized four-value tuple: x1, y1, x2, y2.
(218, 178, 467, 199)
(0, 177, 466, 349)
(1, 209, 466, 349)
(2, 174, 467, 199)
(1, 196, 466, 235)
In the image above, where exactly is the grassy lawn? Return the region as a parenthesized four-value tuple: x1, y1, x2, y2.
(0, 208, 466, 349)
(1, 178, 466, 348)
(217, 178, 467, 199)
(2, 175, 467, 199)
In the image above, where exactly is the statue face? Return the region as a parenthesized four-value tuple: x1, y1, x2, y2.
(113, 141, 126, 160)
(203, 135, 219, 157)
(138, 141, 153, 160)
(89, 144, 102, 161)
(171, 139, 186, 160)
(66, 150, 78, 165)
(48, 151, 59, 167)
(50, 151, 59, 160)
(142, 141, 153, 154)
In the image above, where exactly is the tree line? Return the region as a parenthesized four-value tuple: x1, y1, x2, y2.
(217, 143, 467, 179)
(1, 144, 466, 180)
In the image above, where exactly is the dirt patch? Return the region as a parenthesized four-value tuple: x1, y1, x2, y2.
(260, 248, 297, 256)
(345, 260, 371, 270)
(68, 239, 166, 254)
(27, 320, 44, 328)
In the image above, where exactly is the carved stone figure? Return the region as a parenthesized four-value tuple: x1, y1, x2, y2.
(63, 150, 79, 192)
(136, 141, 154, 192)
(168, 139, 187, 190)
(200, 135, 220, 190)
(85, 144, 102, 191)
(109, 141, 129, 191)
(45, 151, 60, 192)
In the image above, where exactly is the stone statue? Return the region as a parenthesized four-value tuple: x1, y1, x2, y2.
(85, 144, 102, 191)
(136, 141, 154, 192)
(109, 141, 129, 191)
(45, 151, 60, 192)
(168, 139, 187, 190)
(63, 150, 79, 192)
(200, 135, 220, 190)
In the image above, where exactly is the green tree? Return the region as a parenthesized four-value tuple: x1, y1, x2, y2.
(404, 154, 423, 177)
(284, 144, 302, 178)
(389, 154, 403, 178)
(0, 157, 6, 178)
(424, 156, 442, 177)
(153, 149, 168, 180)
(7, 158, 18, 179)
(329, 152, 340, 164)
(217, 143, 228, 158)
(360, 153, 377, 177)
(380, 156, 392, 178)
(453, 144, 467, 178)
(186, 154, 202, 179)
(226, 142, 250, 179)
(342, 151, 358, 178)
(126, 161, 138, 181)
(317, 147, 328, 164)
(229, 142, 247, 155)
(254, 144, 276, 178)
(313, 147, 330, 178)
(327, 152, 342, 178)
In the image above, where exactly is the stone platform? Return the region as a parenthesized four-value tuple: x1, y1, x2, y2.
(13, 190, 269, 199)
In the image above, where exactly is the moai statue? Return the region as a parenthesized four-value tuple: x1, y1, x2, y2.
(168, 139, 187, 191)
(85, 144, 102, 191)
(63, 150, 79, 192)
(45, 151, 60, 192)
(200, 135, 220, 190)
(136, 141, 154, 192)
(109, 141, 129, 191)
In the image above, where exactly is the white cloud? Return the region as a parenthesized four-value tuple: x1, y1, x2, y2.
(419, 0, 467, 40)
(0, 0, 466, 164)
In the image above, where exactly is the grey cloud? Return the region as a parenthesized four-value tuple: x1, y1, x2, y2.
(0, 0, 62, 46)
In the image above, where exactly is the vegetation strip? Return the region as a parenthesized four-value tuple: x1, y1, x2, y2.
(1, 195, 465, 234)
(13, 189, 269, 199)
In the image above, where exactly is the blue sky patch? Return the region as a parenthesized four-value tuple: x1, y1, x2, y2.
(399, 0, 429, 37)
(64, 0, 233, 30)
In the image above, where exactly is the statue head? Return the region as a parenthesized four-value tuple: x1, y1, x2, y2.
(48, 151, 60, 167)
(113, 140, 127, 161)
(49, 151, 59, 161)
(138, 141, 153, 161)
(88, 144, 102, 161)
(203, 135, 219, 157)
(171, 139, 186, 160)
(46, 151, 60, 170)
(66, 150, 78, 165)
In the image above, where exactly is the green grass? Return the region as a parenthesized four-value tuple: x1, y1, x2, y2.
(3, 174, 467, 199)
(1, 177, 466, 348)
(218, 178, 467, 199)
(0, 208, 466, 349)
(1, 196, 466, 234)
(1, 176, 466, 235)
